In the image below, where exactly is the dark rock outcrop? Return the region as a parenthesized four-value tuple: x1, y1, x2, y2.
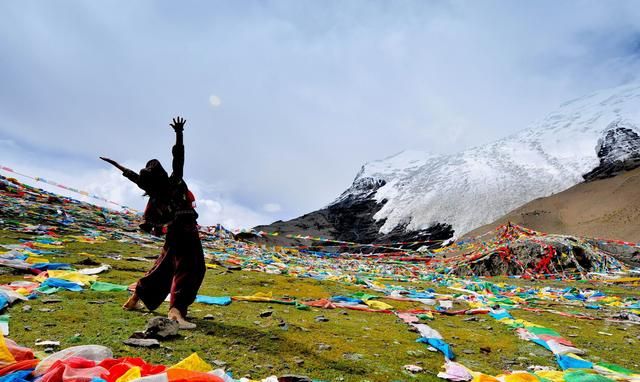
(583, 122, 640, 181)
(590, 240, 640, 268)
(454, 233, 628, 277)
(245, 179, 453, 251)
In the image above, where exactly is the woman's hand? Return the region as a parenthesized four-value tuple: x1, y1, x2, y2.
(100, 156, 118, 166)
(99, 157, 125, 172)
(170, 117, 186, 132)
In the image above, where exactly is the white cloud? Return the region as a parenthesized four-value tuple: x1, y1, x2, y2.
(197, 198, 270, 229)
(262, 203, 282, 213)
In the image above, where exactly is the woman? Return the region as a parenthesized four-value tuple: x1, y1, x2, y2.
(100, 117, 205, 329)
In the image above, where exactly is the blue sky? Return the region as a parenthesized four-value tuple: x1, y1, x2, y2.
(2, 1, 640, 228)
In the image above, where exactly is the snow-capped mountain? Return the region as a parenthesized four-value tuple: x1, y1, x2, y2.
(253, 82, 640, 246)
(333, 82, 640, 237)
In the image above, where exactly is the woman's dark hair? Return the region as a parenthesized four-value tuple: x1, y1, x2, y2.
(139, 159, 169, 197)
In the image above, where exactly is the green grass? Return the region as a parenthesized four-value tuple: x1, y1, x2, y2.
(0, 229, 639, 381)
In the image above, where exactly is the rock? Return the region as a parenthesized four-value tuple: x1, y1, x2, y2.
(315, 315, 329, 322)
(39, 308, 53, 313)
(143, 317, 179, 339)
(22, 305, 31, 312)
(593, 241, 640, 268)
(406, 350, 425, 357)
(123, 338, 161, 348)
(463, 316, 477, 322)
(517, 356, 529, 361)
(484, 326, 493, 330)
(293, 357, 304, 365)
(259, 310, 273, 318)
(203, 314, 215, 320)
(278, 375, 312, 382)
(23, 326, 31, 331)
(462, 349, 474, 354)
(317, 343, 332, 351)
(583, 123, 640, 182)
(278, 320, 289, 331)
(213, 360, 227, 367)
(343, 352, 363, 361)
(404, 364, 423, 373)
(480, 347, 491, 354)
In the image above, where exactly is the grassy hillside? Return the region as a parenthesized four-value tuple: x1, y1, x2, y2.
(1, 175, 639, 381)
(1, 229, 639, 381)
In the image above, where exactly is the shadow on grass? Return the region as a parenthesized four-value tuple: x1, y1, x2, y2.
(186, 318, 370, 376)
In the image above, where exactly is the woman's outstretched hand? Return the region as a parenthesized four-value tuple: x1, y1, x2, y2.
(99, 157, 125, 171)
(170, 117, 186, 132)
(100, 156, 117, 166)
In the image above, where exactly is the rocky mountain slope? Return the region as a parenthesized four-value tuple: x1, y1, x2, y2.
(255, 82, 640, 244)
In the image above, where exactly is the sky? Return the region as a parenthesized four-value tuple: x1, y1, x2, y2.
(2, 1, 640, 229)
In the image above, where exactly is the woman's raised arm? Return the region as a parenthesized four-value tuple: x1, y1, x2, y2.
(169, 117, 185, 180)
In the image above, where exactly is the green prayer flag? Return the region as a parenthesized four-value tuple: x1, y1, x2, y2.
(90, 281, 128, 292)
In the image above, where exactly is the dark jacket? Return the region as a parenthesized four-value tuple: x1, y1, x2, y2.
(123, 131, 198, 235)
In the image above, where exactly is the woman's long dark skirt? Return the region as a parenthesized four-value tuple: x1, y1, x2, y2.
(135, 224, 206, 316)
